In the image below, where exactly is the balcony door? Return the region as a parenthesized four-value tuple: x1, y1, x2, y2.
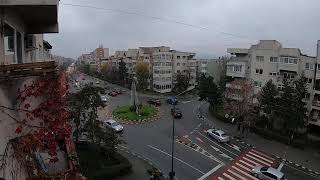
(16, 31, 22, 64)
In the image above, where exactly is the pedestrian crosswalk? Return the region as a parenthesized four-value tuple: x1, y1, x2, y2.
(212, 148, 279, 180)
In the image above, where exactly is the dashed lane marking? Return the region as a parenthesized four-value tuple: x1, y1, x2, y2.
(197, 164, 224, 180)
(196, 137, 204, 143)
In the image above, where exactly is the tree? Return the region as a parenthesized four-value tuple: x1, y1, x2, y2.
(198, 73, 222, 109)
(259, 79, 278, 115)
(79, 64, 90, 74)
(174, 72, 190, 93)
(224, 79, 254, 121)
(100, 63, 109, 74)
(292, 76, 308, 131)
(118, 59, 127, 86)
(135, 62, 150, 90)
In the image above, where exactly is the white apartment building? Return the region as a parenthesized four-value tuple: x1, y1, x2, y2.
(310, 40, 320, 128)
(227, 40, 318, 126)
(152, 52, 173, 93)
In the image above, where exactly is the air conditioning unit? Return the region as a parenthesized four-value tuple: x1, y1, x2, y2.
(25, 34, 36, 50)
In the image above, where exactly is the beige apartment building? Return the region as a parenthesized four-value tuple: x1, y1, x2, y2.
(226, 40, 319, 127)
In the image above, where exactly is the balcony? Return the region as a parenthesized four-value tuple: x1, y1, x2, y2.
(309, 118, 320, 127)
(0, 61, 57, 79)
(0, 0, 59, 33)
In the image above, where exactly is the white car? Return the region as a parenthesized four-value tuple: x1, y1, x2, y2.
(251, 165, 284, 180)
(206, 129, 230, 143)
(104, 119, 123, 133)
(96, 80, 100, 84)
(100, 95, 109, 103)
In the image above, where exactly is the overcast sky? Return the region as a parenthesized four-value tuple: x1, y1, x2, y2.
(46, 0, 320, 59)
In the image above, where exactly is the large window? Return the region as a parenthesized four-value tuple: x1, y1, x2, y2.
(305, 63, 314, 70)
(3, 23, 15, 64)
(270, 57, 278, 63)
(256, 56, 264, 62)
(234, 65, 242, 72)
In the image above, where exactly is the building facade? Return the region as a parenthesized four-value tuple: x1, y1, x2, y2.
(226, 40, 318, 126)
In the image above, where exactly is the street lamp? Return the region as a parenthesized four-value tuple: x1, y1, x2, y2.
(169, 97, 176, 180)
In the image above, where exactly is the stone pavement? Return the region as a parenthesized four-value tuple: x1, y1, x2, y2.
(199, 102, 320, 173)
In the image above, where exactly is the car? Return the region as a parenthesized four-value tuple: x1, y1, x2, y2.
(108, 91, 118, 97)
(104, 119, 124, 133)
(171, 107, 182, 119)
(206, 129, 230, 143)
(167, 96, 178, 105)
(147, 98, 161, 106)
(96, 80, 100, 84)
(100, 95, 109, 103)
(251, 165, 284, 180)
(114, 89, 123, 95)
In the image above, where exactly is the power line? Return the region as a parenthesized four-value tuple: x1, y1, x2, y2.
(60, 2, 251, 40)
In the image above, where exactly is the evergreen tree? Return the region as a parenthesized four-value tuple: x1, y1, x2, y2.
(174, 72, 190, 93)
(259, 79, 278, 114)
(292, 76, 308, 130)
(119, 59, 127, 85)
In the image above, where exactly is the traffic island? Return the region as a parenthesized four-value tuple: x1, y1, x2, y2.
(112, 105, 159, 125)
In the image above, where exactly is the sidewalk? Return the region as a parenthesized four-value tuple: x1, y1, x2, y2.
(199, 102, 320, 172)
(113, 149, 153, 180)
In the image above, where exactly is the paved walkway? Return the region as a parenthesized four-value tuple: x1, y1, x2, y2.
(200, 102, 320, 172)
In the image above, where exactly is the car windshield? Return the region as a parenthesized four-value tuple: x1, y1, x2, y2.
(111, 122, 120, 127)
(261, 167, 269, 171)
(221, 133, 228, 137)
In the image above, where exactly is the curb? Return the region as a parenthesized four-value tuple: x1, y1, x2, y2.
(197, 102, 320, 178)
(116, 146, 168, 179)
(112, 107, 161, 125)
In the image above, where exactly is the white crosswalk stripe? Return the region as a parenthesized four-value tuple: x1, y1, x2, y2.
(215, 149, 278, 180)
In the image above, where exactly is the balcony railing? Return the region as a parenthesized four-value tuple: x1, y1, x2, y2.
(312, 101, 320, 107)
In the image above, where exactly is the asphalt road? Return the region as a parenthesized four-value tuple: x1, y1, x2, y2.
(69, 73, 320, 180)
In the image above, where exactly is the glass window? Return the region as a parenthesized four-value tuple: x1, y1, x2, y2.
(289, 58, 294, 64)
(306, 63, 310, 69)
(177, 56, 180, 59)
(260, 69, 263, 74)
(182, 63, 186, 66)
(256, 56, 264, 62)
(294, 59, 298, 64)
(280, 57, 284, 63)
(284, 57, 289, 63)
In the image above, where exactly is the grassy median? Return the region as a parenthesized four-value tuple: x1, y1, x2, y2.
(112, 105, 157, 121)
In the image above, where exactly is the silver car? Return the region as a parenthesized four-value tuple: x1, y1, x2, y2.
(100, 95, 109, 103)
(252, 165, 284, 180)
(206, 129, 230, 143)
(104, 119, 123, 133)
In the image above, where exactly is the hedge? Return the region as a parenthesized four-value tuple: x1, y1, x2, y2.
(76, 142, 132, 179)
(250, 127, 306, 149)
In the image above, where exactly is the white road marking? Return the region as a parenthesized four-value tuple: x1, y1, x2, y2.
(225, 143, 241, 152)
(242, 157, 260, 166)
(197, 132, 238, 157)
(182, 100, 192, 104)
(217, 177, 225, 180)
(197, 164, 224, 180)
(235, 163, 251, 172)
(220, 153, 233, 160)
(223, 172, 236, 180)
(246, 154, 271, 166)
(210, 145, 220, 152)
(147, 145, 205, 175)
(232, 166, 259, 180)
(239, 159, 254, 168)
(248, 151, 273, 163)
(196, 137, 204, 143)
(251, 149, 274, 160)
(228, 169, 246, 180)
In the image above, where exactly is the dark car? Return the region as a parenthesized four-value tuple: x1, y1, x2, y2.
(147, 98, 161, 106)
(171, 107, 182, 119)
(167, 97, 178, 105)
(114, 89, 123, 95)
(108, 91, 118, 97)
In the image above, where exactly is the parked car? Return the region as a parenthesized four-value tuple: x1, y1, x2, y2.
(147, 98, 161, 106)
(114, 89, 123, 95)
(104, 119, 124, 133)
(251, 165, 284, 180)
(108, 91, 118, 97)
(167, 96, 178, 105)
(206, 129, 230, 143)
(100, 95, 109, 103)
(171, 107, 182, 119)
(96, 80, 100, 84)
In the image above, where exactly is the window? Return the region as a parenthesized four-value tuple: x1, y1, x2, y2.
(256, 56, 264, 62)
(254, 81, 262, 87)
(182, 63, 186, 66)
(306, 63, 314, 70)
(234, 65, 242, 72)
(284, 57, 289, 63)
(177, 56, 180, 59)
(4, 23, 15, 64)
(255, 69, 263, 74)
(270, 57, 278, 63)
(177, 63, 180, 66)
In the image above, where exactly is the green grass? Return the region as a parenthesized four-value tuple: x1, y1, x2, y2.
(112, 105, 157, 121)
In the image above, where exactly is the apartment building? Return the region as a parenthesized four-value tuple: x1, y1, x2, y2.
(310, 41, 320, 128)
(226, 40, 317, 125)
(0, 1, 81, 179)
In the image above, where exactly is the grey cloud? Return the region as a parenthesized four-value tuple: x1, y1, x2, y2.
(46, 0, 320, 58)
